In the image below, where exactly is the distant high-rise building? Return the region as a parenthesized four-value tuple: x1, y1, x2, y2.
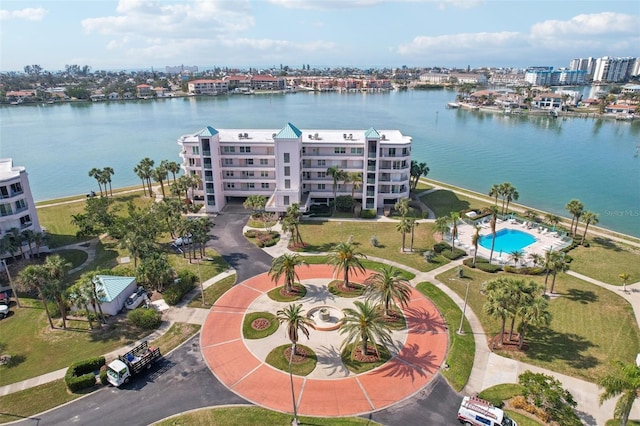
(165, 65, 198, 74)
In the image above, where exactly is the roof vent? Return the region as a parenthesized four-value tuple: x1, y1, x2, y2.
(238, 133, 243, 139)
(272, 133, 277, 138)
(314, 133, 319, 140)
(349, 133, 353, 139)
(343, 133, 347, 139)
(243, 133, 248, 138)
(381, 134, 386, 140)
(308, 134, 313, 139)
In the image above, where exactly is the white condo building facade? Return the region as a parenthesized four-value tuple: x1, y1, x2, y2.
(0, 158, 45, 260)
(178, 123, 412, 214)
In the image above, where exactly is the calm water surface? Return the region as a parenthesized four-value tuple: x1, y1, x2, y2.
(0, 90, 638, 236)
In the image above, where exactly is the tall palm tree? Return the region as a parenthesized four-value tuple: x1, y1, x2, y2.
(102, 167, 114, 197)
(348, 172, 363, 199)
(276, 303, 314, 356)
(599, 361, 640, 426)
(483, 277, 512, 345)
(509, 250, 524, 267)
(66, 283, 94, 329)
(565, 199, 584, 236)
(327, 165, 347, 211)
(134, 158, 154, 197)
(449, 212, 459, 253)
(504, 185, 519, 216)
(488, 184, 501, 206)
(43, 255, 72, 329)
(581, 211, 599, 245)
(340, 300, 395, 359)
(518, 292, 551, 349)
(528, 252, 543, 268)
(619, 273, 631, 292)
(545, 213, 561, 230)
(433, 216, 450, 242)
(549, 252, 568, 294)
(282, 203, 303, 246)
(269, 253, 308, 294)
(409, 218, 418, 252)
(499, 182, 515, 215)
(488, 206, 498, 264)
(364, 266, 412, 318)
(409, 161, 429, 191)
(17, 264, 55, 328)
(394, 197, 410, 218)
(151, 164, 168, 197)
(327, 241, 367, 289)
(79, 272, 106, 324)
(165, 160, 182, 185)
(471, 225, 481, 266)
(88, 167, 104, 197)
(395, 217, 411, 253)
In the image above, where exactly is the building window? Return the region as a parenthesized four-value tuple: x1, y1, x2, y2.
(224, 158, 233, 166)
(246, 159, 254, 165)
(334, 147, 346, 154)
(15, 199, 26, 210)
(240, 146, 251, 153)
(205, 171, 213, 181)
(261, 183, 269, 189)
(302, 147, 306, 154)
(402, 147, 409, 155)
(318, 159, 326, 166)
(0, 186, 8, 198)
(225, 171, 234, 177)
(284, 166, 290, 177)
(260, 159, 269, 165)
(247, 183, 255, 189)
(285, 179, 291, 189)
(318, 184, 325, 190)
(192, 146, 200, 155)
(284, 196, 290, 205)
(284, 153, 290, 163)
(0, 203, 12, 216)
(207, 195, 216, 206)
(242, 171, 255, 177)
(206, 183, 214, 192)
(350, 147, 363, 154)
(260, 171, 269, 178)
(317, 171, 326, 178)
(19, 215, 31, 227)
(225, 183, 235, 189)
(303, 172, 311, 179)
(388, 148, 396, 156)
(223, 146, 235, 153)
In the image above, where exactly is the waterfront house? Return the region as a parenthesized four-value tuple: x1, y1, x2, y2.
(178, 123, 412, 214)
(187, 79, 229, 95)
(532, 93, 563, 110)
(136, 84, 153, 97)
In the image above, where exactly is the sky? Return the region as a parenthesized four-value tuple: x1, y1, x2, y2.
(1, 0, 639, 72)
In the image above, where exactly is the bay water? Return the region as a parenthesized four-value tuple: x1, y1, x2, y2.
(0, 89, 638, 237)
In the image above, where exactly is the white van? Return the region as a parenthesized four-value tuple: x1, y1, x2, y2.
(457, 396, 517, 426)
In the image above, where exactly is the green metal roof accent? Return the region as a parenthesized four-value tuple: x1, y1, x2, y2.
(365, 127, 380, 139)
(275, 122, 302, 139)
(196, 126, 218, 137)
(95, 275, 136, 303)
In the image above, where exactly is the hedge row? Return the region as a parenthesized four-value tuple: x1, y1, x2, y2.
(127, 308, 162, 329)
(463, 258, 503, 273)
(163, 271, 197, 305)
(503, 265, 545, 275)
(65, 356, 105, 392)
(360, 209, 377, 219)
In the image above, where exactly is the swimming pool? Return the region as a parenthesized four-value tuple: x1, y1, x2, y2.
(479, 229, 536, 253)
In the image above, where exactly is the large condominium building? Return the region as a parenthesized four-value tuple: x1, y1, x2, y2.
(178, 123, 413, 214)
(0, 158, 45, 260)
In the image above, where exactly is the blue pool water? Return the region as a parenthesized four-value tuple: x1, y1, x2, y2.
(479, 229, 536, 253)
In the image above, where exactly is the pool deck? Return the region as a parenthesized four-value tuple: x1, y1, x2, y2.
(454, 219, 571, 265)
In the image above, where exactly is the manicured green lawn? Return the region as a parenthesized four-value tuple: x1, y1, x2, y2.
(151, 322, 201, 355)
(505, 411, 544, 426)
(419, 189, 493, 218)
(416, 282, 475, 391)
(301, 255, 417, 280)
(154, 406, 380, 425)
(188, 275, 236, 308)
(265, 344, 317, 376)
(436, 268, 640, 382)
(0, 379, 81, 424)
(478, 383, 524, 407)
(570, 237, 640, 285)
(297, 221, 445, 272)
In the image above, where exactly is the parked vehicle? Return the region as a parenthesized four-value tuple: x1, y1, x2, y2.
(106, 341, 161, 387)
(125, 286, 149, 310)
(0, 302, 9, 319)
(457, 396, 517, 426)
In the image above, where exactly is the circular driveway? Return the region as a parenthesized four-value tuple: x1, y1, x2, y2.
(200, 264, 449, 417)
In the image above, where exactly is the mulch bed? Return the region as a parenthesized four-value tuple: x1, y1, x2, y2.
(490, 333, 527, 352)
(283, 345, 310, 364)
(251, 318, 271, 331)
(333, 281, 364, 294)
(351, 344, 382, 363)
(279, 286, 304, 298)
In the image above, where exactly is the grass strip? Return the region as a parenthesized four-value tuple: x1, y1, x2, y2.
(0, 379, 81, 424)
(187, 275, 236, 308)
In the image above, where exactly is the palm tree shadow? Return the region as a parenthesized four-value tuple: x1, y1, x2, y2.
(373, 344, 440, 380)
(314, 344, 351, 377)
(403, 306, 448, 334)
(302, 283, 337, 304)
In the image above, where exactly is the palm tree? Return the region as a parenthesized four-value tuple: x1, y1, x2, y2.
(565, 199, 584, 236)
(599, 361, 640, 426)
(134, 158, 154, 197)
(619, 273, 631, 292)
(499, 182, 516, 215)
(21, 229, 35, 258)
(102, 167, 114, 197)
(327, 241, 367, 289)
(347, 172, 363, 199)
(327, 165, 347, 211)
(545, 213, 561, 230)
(549, 252, 568, 294)
(43, 255, 72, 329)
(488, 206, 498, 264)
(449, 212, 459, 253)
(88, 167, 104, 197)
(282, 203, 303, 246)
(433, 216, 450, 242)
(165, 160, 182, 185)
(364, 266, 411, 318)
(581, 211, 599, 244)
(471, 225, 481, 266)
(340, 300, 395, 359)
(528, 252, 543, 268)
(395, 217, 411, 253)
(269, 253, 308, 294)
(504, 185, 519, 216)
(409, 218, 418, 252)
(409, 161, 429, 191)
(518, 292, 551, 349)
(67, 283, 94, 329)
(394, 197, 410, 218)
(151, 164, 168, 197)
(509, 250, 524, 267)
(483, 277, 512, 345)
(17, 264, 55, 329)
(276, 304, 314, 356)
(488, 184, 501, 205)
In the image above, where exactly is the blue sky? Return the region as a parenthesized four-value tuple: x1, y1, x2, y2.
(1, 0, 638, 72)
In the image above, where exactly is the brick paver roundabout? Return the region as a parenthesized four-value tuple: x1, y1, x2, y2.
(200, 264, 448, 417)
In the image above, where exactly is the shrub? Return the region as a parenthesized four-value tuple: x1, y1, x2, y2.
(441, 248, 466, 260)
(335, 195, 354, 212)
(423, 250, 436, 263)
(464, 258, 503, 272)
(370, 235, 379, 247)
(433, 242, 450, 253)
(162, 271, 197, 305)
(99, 365, 108, 385)
(244, 229, 257, 238)
(65, 356, 105, 392)
(503, 265, 544, 275)
(360, 209, 376, 219)
(127, 308, 162, 329)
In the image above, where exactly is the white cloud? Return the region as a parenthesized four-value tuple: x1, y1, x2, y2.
(396, 31, 525, 56)
(531, 12, 640, 37)
(0, 7, 47, 21)
(269, 0, 481, 10)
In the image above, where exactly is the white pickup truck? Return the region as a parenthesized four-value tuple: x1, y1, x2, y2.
(106, 341, 161, 387)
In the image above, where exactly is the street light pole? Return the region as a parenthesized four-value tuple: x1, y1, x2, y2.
(1, 258, 20, 308)
(457, 280, 470, 334)
(197, 259, 205, 307)
(289, 342, 299, 426)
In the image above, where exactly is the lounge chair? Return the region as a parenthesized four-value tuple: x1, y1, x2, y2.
(522, 221, 527, 228)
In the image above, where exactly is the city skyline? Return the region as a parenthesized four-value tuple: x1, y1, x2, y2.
(0, 0, 639, 72)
